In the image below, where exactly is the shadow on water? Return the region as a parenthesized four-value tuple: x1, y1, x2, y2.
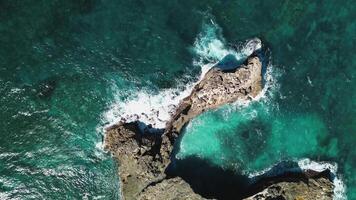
(167, 154, 333, 199)
(162, 49, 277, 199)
(215, 54, 244, 71)
(166, 120, 333, 199)
(32, 77, 59, 99)
(167, 155, 250, 200)
(215, 46, 271, 86)
(167, 123, 250, 200)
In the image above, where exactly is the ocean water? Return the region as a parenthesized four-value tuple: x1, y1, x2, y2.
(0, 0, 355, 199)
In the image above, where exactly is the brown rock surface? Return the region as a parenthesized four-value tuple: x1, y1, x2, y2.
(160, 56, 263, 162)
(137, 177, 205, 200)
(244, 170, 334, 200)
(104, 122, 166, 199)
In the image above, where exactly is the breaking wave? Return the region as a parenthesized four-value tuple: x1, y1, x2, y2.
(102, 20, 263, 129)
(248, 158, 346, 200)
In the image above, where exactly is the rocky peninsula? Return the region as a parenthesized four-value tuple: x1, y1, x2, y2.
(104, 53, 335, 199)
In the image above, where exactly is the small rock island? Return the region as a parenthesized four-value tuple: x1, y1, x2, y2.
(104, 52, 334, 199)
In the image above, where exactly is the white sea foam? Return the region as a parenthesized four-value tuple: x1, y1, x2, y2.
(102, 20, 262, 129)
(192, 21, 261, 66)
(248, 158, 346, 200)
(15, 109, 49, 117)
(298, 159, 346, 200)
(104, 87, 192, 128)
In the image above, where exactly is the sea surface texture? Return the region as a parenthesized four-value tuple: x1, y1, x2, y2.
(0, 0, 355, 199)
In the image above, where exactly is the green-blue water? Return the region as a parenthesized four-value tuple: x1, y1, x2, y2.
(0, 0, 355, 199)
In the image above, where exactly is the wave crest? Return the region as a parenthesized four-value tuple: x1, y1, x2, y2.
(102, 20, 262, 129)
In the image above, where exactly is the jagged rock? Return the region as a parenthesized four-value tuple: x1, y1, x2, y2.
(244, 170, 334, 200)
(168, 56, 262, 134)
(160, 56, 263, 163)
(105, 122, 166, 200)
(137, 177, 205, 200)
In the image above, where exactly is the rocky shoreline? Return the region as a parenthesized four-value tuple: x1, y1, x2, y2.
(104, 53, 335, 199)
(245, 169, 334, 200)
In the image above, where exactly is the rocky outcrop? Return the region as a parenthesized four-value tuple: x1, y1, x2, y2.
(166, 56, 262, 134)
(244, 170, 334, 200)
(137, 177, 204, 200)
(104, 55, 263, 199)
(160, 56, 262, 163)
(104, 53, 336, 199)
(105, 56, 262, 199)
(104, 122, 166, 199)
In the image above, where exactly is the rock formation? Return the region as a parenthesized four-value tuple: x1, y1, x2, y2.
(104, 53, 336, 200)
(160, 56, 263, 164)
(105, 55, 262, 199)
(137, 177, 204, 200)
(244, 170, 334, 200)
(105, 121, 167, 200)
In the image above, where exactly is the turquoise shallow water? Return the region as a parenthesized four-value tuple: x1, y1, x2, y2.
(0, 0, 355, 199)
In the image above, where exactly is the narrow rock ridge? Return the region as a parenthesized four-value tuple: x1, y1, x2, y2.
(160, 56, 263, 164)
